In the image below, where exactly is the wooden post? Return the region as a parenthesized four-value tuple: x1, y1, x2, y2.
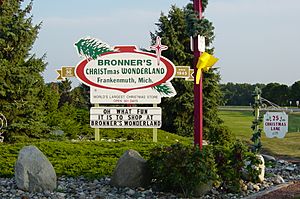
(94, 103, 100, 141)
(193, 0, 203, 149)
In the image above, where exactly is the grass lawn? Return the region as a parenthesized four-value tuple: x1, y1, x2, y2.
(219, 109, 300, 158)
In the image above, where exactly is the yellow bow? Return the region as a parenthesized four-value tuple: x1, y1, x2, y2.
(195, 52, 218, 84)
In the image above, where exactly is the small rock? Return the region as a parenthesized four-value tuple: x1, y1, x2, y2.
(241, 184, 248, 191)
(78, 192, 86, 199)
(247, 182, 254, 191)
(211, 188, 219, 195)
(95, 196, 105, 199)
(285, 166, 295, 171)
(253, 184, 260, 191)
(278, 160, 286, 164)
(262, 154, 276, 162)
(273, 175, 285, 184)
(126, 189, 136, 195)
(43, 190, 51, 197)
(56, 192, 66, 198)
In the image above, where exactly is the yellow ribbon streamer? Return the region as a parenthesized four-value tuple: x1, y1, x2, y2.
(195, 52, 218, 84)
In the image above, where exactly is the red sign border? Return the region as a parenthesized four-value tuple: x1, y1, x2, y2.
(75, 46, 175, 93)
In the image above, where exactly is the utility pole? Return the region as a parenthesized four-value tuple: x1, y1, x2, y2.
(193, 0, 203, 149)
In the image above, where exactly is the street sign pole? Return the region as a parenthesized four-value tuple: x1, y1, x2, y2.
(193, 0, 203, 149)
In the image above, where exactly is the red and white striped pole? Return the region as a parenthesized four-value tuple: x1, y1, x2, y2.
(193, 0, 203, 149)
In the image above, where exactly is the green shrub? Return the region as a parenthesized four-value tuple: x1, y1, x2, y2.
(212, 141, 261, 193)
(148, 143, 217, 197)
(0, 134, 188, 178)
(205, 125, 234, 146)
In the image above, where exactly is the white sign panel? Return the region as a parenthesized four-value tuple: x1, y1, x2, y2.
(90, 87, 161, 104)
(90, 107, 162, 128)
(263, 112, 288, 138)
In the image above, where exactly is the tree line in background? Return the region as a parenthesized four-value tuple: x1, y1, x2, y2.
(220, 81, 300, 107)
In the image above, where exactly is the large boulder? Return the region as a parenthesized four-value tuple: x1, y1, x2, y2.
(15, 146, 57, 192)
(110, 149, 151, 188)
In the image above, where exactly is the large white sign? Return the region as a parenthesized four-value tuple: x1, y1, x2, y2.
(90, 107, 161, 128)
(263, 112, 288, 138)
(74, 37, 176, 104)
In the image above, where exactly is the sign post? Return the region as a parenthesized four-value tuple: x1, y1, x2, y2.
(193, 0, 203, 149)
(94, 103, 100, 141)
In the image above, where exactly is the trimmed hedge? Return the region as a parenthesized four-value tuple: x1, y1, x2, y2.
(0, 130, 191, 178)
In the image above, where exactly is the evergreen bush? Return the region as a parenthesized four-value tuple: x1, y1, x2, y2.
(213, 141, 261, 193)
(148, 143, 217, 197)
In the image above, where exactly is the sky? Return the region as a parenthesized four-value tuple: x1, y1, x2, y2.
(27, 0, 300, 86)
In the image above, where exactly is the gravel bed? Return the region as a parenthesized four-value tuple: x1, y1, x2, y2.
(1, 157, 300, 198)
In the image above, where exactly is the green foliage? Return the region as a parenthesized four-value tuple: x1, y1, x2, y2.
(221, 80, 300, 106)
(161, 79, 194, 137)
(220, 83, 259, 106)
(213, 141, 261, 193)
(148, 143, 217, 197)
(0, 129, 190, 178)
(202, 70, 233, 144)
(151, 3, 231, 144)
(289, 113, 300, 132)
(185, 3, 214, 46)
(46, 104, 92, 139)
(98, 128, 191, 144)
(201, 0, 209, 11)
(69, 83, 90, 110)
(0, 0, 51, 140)
(262, 83, 289, 106)
(290, 81, 300, 103)
(251, 87, 263, 153)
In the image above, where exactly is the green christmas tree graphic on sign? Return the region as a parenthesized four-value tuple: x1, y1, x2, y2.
(75, 37, 113, 60)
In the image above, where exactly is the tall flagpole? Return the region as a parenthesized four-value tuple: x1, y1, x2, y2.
(193, 0, 203, 149)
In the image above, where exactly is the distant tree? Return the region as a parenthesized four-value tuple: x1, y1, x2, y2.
(220, 83, 261, 106)
(290, 81, 300, 104)
(0, 0, 49, 140)
(152, 3, 232, 144)
(57, 79, 72, 107)
(70, 83, 90, 110)
(262, 83, 289, 106)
